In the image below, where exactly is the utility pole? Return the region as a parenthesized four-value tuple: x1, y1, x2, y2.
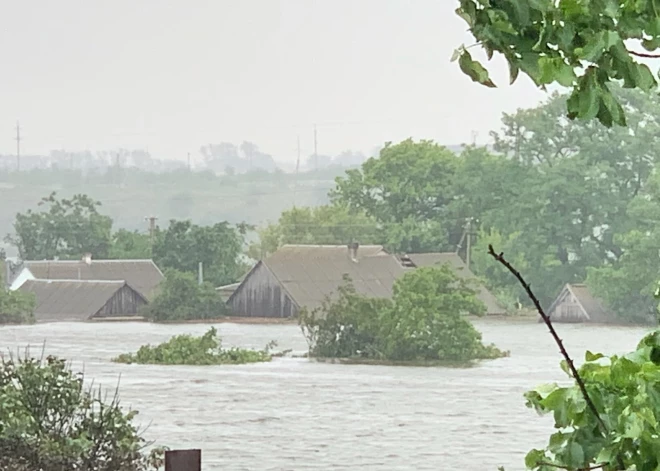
(313, 124, 318, 171)
(145, 216, 158, 254)
(15, 121, 21, 172)
(187, 152, 191, 171)
(465, 217, 474, 270)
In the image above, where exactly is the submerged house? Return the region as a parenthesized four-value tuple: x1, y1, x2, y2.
(8, 254, 164, 300)
(19, 279, 148, 322)
(228, 244, 406, 318)
(545, 283, 613, 323)
(6, 254, 164, 323)
(228, 244, 505, 318)
(398, 252, 506, 316)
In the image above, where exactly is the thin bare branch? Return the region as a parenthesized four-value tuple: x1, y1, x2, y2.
(487, 244, 608, 434)
(628, 49, 660, 59)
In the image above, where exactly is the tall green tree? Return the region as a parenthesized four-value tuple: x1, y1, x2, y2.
(455, 0, 660, 126)
(331, 139, 458, 252)
(5, 192, 113, 260)
(108, 229, 152, 260)
(152, 219, 243, 286)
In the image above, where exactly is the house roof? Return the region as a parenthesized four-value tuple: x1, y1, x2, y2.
(547, 283, 613, 323)
(18, 279, 135, 322)
(22, 259, 163, 300)
(403, 252, 506, 315)
(256, 244, 405, 310)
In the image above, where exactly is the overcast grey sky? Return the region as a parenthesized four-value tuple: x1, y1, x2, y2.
(0, 0, 546, 164)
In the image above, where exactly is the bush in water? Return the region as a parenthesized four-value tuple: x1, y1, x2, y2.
(112, 327, 273, 365)
(299, 265, 507, 364)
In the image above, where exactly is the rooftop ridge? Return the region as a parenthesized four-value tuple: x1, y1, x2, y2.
(29, 279, 127, 284)
(25, 259, 155, 263)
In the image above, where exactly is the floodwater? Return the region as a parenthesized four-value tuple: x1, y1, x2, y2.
(0, 319, 652, 470)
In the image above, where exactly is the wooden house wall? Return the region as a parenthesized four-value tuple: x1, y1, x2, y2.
(93, 285, 147, 318)
(548, 289, 587, 323)
(229, 263, 297, 318)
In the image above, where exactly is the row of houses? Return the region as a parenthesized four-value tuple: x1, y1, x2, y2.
(1, 244, 613, 324)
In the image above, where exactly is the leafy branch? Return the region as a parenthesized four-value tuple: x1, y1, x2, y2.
(486, 244, 607, 434)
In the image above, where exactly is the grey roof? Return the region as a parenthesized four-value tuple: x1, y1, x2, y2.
(404, 252, 506, 315)
(260, 244, 405, 310)
(19, 279, 131, 322)
(23, 259, 163, 300)
(547, 284, 613, 323)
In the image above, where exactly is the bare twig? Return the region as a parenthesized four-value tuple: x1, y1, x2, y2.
(628, 49, 660, 59)
(487, 245, 607, 434)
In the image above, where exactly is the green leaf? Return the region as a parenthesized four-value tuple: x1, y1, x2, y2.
(525, 448, 546, 469)
(458, 50, 497, 88)
(578, 78, 601, 120)
(565, 441, 586, 469)
(600, 86, 626, 126)
(507, 0, 530, 26)
(623, 412, 644, 439)
(632, 63, 656, 91)
(585, 350, 605, 361)
(579, 32, 607, 62)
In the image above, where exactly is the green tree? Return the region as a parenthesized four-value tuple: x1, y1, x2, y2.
(300, 266, 506, 363)
(108, 229, 152, 260)
(248, 205, 381, 259)
(455, 0, 660, 126)
(152, 220, 244, 286)
(143, 269, 228, 322)
(6, 192, 113, 260)
(331, 139, 458, 252)
(0, 353, 164, 470)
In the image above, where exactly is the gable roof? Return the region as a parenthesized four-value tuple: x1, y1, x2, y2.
(403, 252, 506, 315)
(22, 259, 163, 300)
(18, 279, 141, 322)
(547, 283, 613, 323)
(240, 244, 405, 310)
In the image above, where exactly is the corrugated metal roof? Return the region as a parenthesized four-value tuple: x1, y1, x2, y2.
(405, 252, 506, 315)
(24, 259, 163, 300)
(263, 245, 404, 310)
(19, 279, 127, 322)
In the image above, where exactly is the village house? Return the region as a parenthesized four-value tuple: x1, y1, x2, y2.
(7, 253, 164, 300)
(19, 279, 148, 323)
(545, 283, 614, 324)
(5, 253, 164, 323)
(227, 244, 505, 318)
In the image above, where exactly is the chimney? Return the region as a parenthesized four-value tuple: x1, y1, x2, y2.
(82, 253, 92, 265)
(348, 242, 359, 262)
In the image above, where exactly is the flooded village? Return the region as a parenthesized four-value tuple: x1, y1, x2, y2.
(3, 1, 660, 471)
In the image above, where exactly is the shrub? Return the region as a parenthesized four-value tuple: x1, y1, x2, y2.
(0, 351, 164, 470)
(112, 327, 273, 365)
(0, 271, 35, 324)
(144, 269, 229, 322)
(299, 266, 507, 365)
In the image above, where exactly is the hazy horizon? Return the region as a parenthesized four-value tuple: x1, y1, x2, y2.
(0, 1, 546, 164)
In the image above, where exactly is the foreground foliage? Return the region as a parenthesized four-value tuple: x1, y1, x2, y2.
(522, 331, 660, 471)
(455, 0, 660, 127)
(300, 266, 507, 364)
(0, 352, 164, 471)
(112, 327, 273, 365)
(143, 269, 229, 322)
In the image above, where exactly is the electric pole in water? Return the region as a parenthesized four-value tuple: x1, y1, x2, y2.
(15, 121, 21, 172)
(187, 152, 191, 171)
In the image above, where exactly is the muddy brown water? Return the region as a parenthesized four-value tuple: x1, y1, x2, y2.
(0, 319, 652, 470)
